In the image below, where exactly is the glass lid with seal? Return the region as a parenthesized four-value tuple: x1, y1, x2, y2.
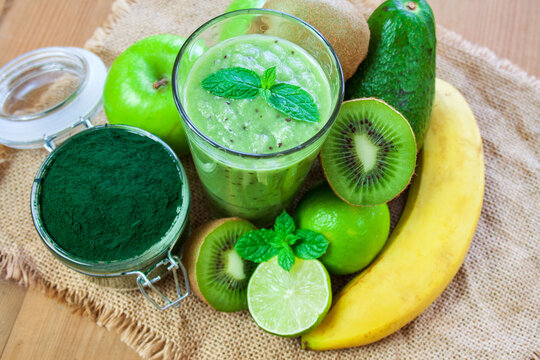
(0, 47, 106, 149)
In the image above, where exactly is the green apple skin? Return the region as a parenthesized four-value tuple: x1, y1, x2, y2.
(222, 0, 267, 40)
(103, 34, 189, 155)
(225, 0, 266, 12)
(294, 182, 390, 275)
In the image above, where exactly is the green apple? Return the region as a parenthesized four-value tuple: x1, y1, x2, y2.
(221, 0, 268, 40)
(103, 34, 189, 155)
(225, 0, 266, 12)
(294, 182, 390, 275)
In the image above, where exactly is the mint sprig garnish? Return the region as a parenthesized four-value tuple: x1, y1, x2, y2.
(201, 66, 319, 123)
(235, 211, 329, 271)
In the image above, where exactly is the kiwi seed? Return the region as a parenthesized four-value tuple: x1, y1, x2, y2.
(320, 98, 417, 206)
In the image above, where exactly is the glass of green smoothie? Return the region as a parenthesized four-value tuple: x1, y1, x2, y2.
(173, 9, 343, 225)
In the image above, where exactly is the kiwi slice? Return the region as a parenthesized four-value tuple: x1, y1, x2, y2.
(183, 218, 257, 312)
(320, 98, 416, 206)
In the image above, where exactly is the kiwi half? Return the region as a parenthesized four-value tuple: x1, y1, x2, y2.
(320, 98, 416, 206)
(183, 218, 257, 312)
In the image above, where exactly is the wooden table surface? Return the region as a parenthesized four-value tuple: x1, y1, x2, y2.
(0, 1, 538, 359)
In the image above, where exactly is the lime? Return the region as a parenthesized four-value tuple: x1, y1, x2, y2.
(294, 182, 390, 275)
(247, 257, 331, 337)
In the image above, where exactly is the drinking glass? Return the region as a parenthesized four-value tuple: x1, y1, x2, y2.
(173, 9, 343, 225)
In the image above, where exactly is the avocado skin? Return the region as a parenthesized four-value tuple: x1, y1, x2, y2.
(345, 0, 436, 150)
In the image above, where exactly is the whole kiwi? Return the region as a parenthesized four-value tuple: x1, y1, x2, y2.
(263, 0, 370, 80)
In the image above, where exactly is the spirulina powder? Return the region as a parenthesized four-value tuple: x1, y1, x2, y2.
(39, 127, 183, 262)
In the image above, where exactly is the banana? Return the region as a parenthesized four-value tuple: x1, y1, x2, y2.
(301, 79, 485, 350)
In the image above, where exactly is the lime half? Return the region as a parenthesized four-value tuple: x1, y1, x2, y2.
(247, 257, 332, 337)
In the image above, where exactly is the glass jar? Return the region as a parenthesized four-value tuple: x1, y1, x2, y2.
(0, 47, 191, 310)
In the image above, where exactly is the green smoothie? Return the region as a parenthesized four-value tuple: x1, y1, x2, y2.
(182, 34, 333, 224)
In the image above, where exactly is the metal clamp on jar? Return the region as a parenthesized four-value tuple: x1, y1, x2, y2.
(0, 47, 191, 310)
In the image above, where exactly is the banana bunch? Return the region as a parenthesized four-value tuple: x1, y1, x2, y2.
(302, 79, 485, 350)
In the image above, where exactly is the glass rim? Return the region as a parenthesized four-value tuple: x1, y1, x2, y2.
(30, 124, 191, 276)
(0, 47, 88, 121)
(172, 8, 344, 159)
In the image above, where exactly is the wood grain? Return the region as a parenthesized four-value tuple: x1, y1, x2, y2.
(430, 0, 539, 76)
(0, 0, 8, 20)
(0, 281, 26, 353)
(0, 0, 538, 359)
(1, 288, 138, 360)
(0, 0, 113, 66)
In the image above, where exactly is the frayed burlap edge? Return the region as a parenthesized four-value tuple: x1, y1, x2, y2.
(0, 251, 180, 359)
(1, 0, 538, 359)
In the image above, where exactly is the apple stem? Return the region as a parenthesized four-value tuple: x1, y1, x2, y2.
(153, 78, 168, 90)
(406, 1, 417, 10)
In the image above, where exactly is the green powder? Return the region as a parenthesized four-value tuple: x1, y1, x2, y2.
(39, 127, 183, 262)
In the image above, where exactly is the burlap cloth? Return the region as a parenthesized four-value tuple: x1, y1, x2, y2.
(1, 0, 539, 358)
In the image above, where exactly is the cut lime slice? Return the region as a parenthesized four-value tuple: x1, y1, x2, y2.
(247, 257, 332, 337)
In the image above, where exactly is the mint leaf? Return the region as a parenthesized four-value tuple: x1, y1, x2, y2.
(293, 229, 329, 260)
(235, 229, 280, 263)
(274, 211, 295, 235)
(277, 245, 296, 271)
(261, 66, 276, 90)
(266, 83, 319, 122)
(202, 67, 261, 99)
(260, 88, 272, 103)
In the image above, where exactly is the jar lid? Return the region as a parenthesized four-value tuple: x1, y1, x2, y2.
(0, 47, 107, 149)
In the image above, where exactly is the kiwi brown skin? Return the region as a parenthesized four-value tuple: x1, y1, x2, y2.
(263, 0, 370, 80)
(182, 217, 248, 307)
(320, 98, 416, 207)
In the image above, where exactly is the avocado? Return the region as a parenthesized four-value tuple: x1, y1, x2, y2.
(345, 0, 436, 150)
